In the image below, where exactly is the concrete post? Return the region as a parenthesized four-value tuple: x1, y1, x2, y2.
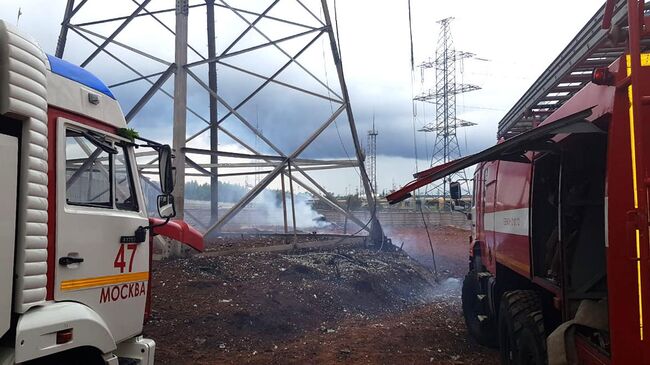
(171, 0, 188, 256)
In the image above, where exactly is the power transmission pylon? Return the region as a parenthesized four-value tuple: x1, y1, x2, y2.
(414, 17, 479, 208)
(366, 116, 378, 195)
(54, 0, 384, 244)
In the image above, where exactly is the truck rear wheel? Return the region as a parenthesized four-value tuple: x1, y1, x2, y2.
(498, 290, 546, 365)
(462, 270, 497, 347)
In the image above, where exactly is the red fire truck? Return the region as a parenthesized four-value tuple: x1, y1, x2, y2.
(388, 1, 650, 364)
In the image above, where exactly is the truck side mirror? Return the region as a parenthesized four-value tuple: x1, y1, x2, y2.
(450, 181, 461, 200)
(157, 194, 176, 219)
(159, 145, 174, 195)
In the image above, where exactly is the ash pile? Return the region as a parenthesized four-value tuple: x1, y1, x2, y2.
(144, 235, 439, 364)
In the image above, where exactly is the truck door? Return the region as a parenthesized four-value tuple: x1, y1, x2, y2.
(530, 153, 560, 283)
(471, 167, 482, 245)
(54, 118, 149, 343)
(483, 161, 498, 273)
(0, 132, 17, 339)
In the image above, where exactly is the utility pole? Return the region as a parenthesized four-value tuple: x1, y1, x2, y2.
(414, 17, 478, 209)
(367, 116, 378, 195)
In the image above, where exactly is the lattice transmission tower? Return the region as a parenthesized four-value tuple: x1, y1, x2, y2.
(54, 0, 384, 243)
(414, 17, 479, 205)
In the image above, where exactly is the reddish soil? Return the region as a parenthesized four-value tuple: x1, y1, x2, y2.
(143, 227, 498, 364)
(385, 226, 472, 278)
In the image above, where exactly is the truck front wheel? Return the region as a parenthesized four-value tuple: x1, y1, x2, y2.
(461, 270, 497, 347)
(498, 290, 546, 365)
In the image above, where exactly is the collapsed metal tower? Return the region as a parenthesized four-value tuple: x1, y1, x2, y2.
(414, 17, 478, 201)
(55, 0, 383, 243)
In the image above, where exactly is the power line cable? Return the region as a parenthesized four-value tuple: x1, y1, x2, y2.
(408, 0, 414, 70)
(419, 204, 439, 282)
(316, 3, 377, 238)
(319, 5, 360, 183)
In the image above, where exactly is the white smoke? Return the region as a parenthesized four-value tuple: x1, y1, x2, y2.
(252, 190, 330, 229)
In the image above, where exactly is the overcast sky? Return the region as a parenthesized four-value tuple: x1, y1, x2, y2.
(1, 0, 605, 195)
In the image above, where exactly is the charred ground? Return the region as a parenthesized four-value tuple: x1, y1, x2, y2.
(144, 227, 498, 364)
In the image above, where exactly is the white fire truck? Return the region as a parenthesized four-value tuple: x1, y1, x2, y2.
(0, 20, 203, 364)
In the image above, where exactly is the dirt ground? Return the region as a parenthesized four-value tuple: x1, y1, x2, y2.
(143, 226, 499, 364)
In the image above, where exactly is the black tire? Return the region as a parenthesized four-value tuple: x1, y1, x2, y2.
(498, 290, 547, 365)
(462, 270, 497, 347)
(517, 310, 547, 364)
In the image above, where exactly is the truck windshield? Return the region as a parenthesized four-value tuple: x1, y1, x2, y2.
(65, 129, 139, 211)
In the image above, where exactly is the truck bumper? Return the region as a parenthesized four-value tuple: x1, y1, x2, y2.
(113, 335, 155, 365)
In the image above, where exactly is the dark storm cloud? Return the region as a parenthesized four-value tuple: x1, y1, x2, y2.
(1, 0, 605, 193)
(104, 58, 499, 162)
(3, 0, 499, 163)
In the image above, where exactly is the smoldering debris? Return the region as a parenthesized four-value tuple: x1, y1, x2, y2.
(145, 229, 499, 364)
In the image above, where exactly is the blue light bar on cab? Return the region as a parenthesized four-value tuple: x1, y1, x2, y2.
(46, 54, 115, 99)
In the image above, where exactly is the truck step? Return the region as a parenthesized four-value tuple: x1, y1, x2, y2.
(118, 357, 140, 365)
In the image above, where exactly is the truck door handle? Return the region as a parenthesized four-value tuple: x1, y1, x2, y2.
(120, 226, 147, 244)
(59, 256, 84, 266)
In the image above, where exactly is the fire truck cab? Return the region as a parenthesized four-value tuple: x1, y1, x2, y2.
(0, 20, 202, 364)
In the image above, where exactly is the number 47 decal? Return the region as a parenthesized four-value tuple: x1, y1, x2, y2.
(114, 244, 138, 273)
